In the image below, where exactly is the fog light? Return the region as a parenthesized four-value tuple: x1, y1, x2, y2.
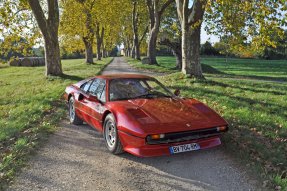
(217, 126, 227, 132)
(150, 134, 165, 139)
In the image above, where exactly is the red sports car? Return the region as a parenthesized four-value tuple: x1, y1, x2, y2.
(64, 74, 228, 157)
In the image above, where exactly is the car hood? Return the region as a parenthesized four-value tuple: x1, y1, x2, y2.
(108, 98, 228, 136)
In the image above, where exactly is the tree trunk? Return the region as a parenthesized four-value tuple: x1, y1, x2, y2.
(175, 0, 206, 78)
(135, 40, 140, 60)
(44, 35, 62, 75)
(147, 17, 159, 65)
(126, 38, 131, 57)
(83, 37, 94, 64)
(96, 43, 101, 60)
(181, 24, 191, 74)
(127, 49, 131, 57)
(102, 45, 106, 58)
(96, 25, 104, 60)
(146, 0, 173, 65)
(181, 32, 191, 74)
(131, 46, 136, 58)
(83, 10, 94, 64)
(174, 50, 182, 70)
(28, 0, 62, 76)
(132, 1, 141, 60)
(159, 38, 182, 70)
(132, 38, 140, 59)
(190, 25, 204, 78)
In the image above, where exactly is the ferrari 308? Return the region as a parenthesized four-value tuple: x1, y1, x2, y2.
(64, 74, 228, 157)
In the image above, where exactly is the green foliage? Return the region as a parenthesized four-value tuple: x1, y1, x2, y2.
(260, 30, 287, 59)
(159, 2, 180, 41)
(205, 0, 287, 55)
(200, 41, 219, 56)
(118, 0, 149, 55)
(0, 0, 41, 59)
(60, 0, 127, 54)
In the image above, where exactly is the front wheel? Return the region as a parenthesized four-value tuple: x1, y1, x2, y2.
(103, 114, 124, 154)
(69, 97, 83, 125)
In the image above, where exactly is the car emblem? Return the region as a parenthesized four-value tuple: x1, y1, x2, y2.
(186, 123, 191, 127)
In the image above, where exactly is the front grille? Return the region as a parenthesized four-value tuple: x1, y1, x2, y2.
(146, 127, 225, 145)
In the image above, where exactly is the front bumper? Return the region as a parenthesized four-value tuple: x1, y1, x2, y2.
(118, 130, 222, 157)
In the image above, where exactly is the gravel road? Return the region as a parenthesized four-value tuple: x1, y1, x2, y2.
(8, 57, 262, 191)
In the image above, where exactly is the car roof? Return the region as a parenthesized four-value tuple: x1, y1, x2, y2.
(96, 74, 153, 80)
(73, 74, 154, 88)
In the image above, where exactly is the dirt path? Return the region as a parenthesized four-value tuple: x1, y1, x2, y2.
(101, 57, 160, 76)
(8, 57, 262, 191)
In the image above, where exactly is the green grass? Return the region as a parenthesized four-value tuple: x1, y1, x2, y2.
(128, 56, 287, 190)
(126, 57, 175, 73)
(127, 56, 287, 82)
(0, 57, 113, 189)
(202, 57, 287, 82)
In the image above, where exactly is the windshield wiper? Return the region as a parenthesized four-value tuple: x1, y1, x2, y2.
(161, 95, 173, 98)
(131, 93, 155, 99)
(131, 93, 173, 99)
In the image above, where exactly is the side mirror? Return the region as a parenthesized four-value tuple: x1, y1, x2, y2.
(174, 89, 180, 96)
(78, 93, 85, 101)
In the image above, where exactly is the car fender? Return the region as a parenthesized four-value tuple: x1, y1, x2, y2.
(106, 105, 146, 138)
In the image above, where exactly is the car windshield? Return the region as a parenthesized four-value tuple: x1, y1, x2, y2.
(109, 78, 174, 101)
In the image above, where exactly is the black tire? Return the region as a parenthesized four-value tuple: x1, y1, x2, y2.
(103, 114, 124, 154)
(69, 97, 83, 125)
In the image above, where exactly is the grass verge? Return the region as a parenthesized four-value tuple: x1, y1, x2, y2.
(0, 57, 113, 189)
(126, 56, 287, 82)
(128, 56, 287, 190)
(126, 57, 176, 73)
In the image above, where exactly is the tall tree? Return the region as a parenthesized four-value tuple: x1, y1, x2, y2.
(81, 0, 96, 63)
(61, 0, 96, 64)
(146, 0, 174, 65)
(27, 0, 62, 76)
(132, 0, 140, 60)
(1, 0, 62, 76)
(95, 24, 104, 60)
(131, 0, 149, 60)
(61, 0, 123, 61)
(175, 0, 207, 79)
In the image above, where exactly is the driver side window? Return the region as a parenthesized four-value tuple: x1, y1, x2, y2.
(88, 79, 100, 94)
(88, 79, 106, 102)
(80, 80, 93, 92)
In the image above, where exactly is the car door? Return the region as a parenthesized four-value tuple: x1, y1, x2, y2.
(86, 78, 107, 131)
(75, 79, 93, 122)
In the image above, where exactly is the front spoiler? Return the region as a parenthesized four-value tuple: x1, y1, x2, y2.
(118, 130, 221, 157)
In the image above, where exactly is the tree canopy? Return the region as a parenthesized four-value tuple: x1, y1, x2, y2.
(205, 0, 287, 56)
(1, 0, 286, 77)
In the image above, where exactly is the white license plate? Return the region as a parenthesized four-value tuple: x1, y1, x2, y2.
(169, 143, 200, 154)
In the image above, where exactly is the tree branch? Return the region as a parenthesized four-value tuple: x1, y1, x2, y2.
(175, 0, 183, 23)
(48, 0, 59, 24)
(187, 0, 207, 26)
(159, 38, 179, 49)
(159, 0, 173, 16)
(139, 25, 149, 44)
(100, 27, 105, 42)
(28, 0, 48, 36)
(146, 0, 155, 28)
